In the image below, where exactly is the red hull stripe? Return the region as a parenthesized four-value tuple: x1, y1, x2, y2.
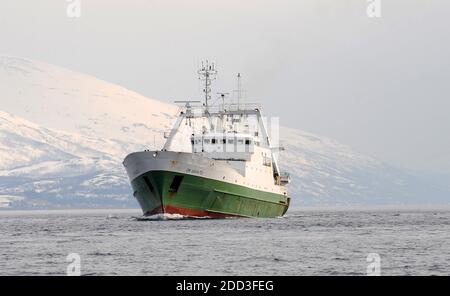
(145, 205, 238, 218)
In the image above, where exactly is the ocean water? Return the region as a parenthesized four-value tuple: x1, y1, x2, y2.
(1, 208, 449, 276)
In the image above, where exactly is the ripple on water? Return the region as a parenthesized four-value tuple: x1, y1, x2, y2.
(0, 209, 450, 275)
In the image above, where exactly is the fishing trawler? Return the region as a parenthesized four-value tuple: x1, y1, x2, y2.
(123, 62, 291, 218)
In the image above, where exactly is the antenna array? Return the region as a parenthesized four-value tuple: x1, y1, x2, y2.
(198, 60, 217, 108)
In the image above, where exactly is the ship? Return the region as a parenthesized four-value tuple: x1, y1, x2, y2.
(123, 62, 291, 218)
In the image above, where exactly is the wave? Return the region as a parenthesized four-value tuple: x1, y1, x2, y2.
(131, 213, 213, 221)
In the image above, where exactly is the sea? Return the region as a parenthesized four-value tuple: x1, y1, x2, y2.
(1, 207, 449, 276)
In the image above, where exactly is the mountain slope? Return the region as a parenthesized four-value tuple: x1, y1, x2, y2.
(0, 56, 178, 146)
(0, 110, 134, 208)
(279, 128, 448, 205)
(0, 56, 447, 209)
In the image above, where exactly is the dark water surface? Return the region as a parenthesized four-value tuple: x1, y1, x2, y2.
(1, 208, 449, 275)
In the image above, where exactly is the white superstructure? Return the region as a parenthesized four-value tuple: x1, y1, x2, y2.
(151, 61, 290, 195)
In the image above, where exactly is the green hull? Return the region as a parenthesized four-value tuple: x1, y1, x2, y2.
(130, 170, 290, 218)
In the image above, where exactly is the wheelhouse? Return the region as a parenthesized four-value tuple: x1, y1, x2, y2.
(191, 133, 258, 154)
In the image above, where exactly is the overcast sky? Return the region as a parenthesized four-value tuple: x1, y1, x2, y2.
(1, 0, 449, 171)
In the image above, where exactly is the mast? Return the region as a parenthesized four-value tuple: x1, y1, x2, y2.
(232, 73, 244, 110)
(237, 73, 242, 109)
(197, 60, 217, 110)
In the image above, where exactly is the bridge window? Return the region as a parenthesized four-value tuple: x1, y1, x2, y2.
(212, 138, 217, 144)
(204, 139, 210, 144)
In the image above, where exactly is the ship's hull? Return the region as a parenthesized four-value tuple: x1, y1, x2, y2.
(123, 151, 290, 218)
(130, 170, 289, 218)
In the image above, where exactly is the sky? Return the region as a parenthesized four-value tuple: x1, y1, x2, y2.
(1, 0, 449, 172)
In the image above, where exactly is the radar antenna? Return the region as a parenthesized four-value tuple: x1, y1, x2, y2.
(174, 100, 201, 107)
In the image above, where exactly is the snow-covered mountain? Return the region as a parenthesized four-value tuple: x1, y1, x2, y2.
(279, 128, 448, 205)
(0, 56, 178, 145)
(0, 56, 447, 209)
(0, 56, 177, 209)
(0, 110, 133, 208)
